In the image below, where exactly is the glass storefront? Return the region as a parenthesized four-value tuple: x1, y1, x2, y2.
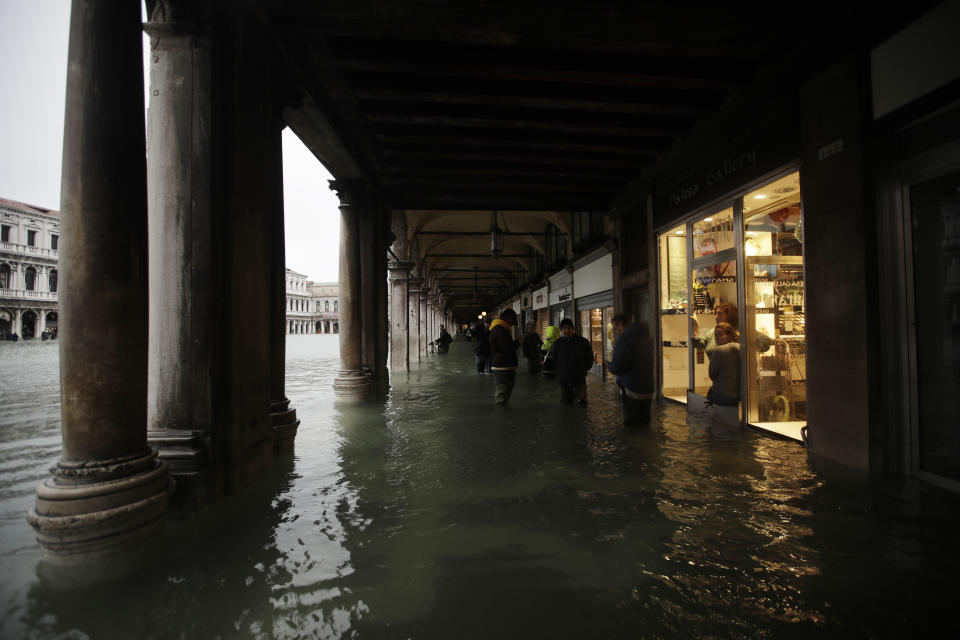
(659, 225, 688, 402)
(656, 170, 806, 439)
(742, 173, 805, 437)
(578, 305, 615, 378)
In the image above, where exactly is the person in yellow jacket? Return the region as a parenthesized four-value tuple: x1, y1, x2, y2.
(489, 309, 520, 404)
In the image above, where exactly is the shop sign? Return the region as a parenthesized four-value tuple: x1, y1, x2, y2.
(549, 285, 572, 306)
(572, 253, 613, 299)
(668, 149, 757, 208)
(533, 286, 549, 310)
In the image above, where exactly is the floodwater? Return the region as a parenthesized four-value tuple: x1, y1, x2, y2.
(1, 336, 958, 639)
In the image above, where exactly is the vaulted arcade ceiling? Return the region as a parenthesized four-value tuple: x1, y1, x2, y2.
(269, 0, 933, 214)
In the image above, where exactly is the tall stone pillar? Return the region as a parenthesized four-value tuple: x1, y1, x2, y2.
(359, 205, 377, 377)
(144, 6, 213, 478)
(331, 180, 371, 401)
(407, 276, 422, 364)
(27, 0, 173, 562)
(419, 290, 428, 359)
(389, 261, 414, 372)
(267, 123, 299, 448)
(374, 208, 390, 391)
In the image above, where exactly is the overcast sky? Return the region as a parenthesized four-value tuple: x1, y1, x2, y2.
(0, 0, 340, 283)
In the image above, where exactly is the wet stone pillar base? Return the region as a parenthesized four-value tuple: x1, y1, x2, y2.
(27, 451, 174, 563)
(269, 398, 300, 449)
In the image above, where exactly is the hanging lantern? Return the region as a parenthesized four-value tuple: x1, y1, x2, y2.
(490, 209, 504, 258)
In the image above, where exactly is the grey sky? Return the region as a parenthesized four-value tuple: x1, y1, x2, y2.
(0, 0, 340, 283)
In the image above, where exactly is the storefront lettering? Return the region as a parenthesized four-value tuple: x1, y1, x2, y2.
(558, 293, 571, 302)
(668, 148, 757, 207)
(535, 293, 544, 305)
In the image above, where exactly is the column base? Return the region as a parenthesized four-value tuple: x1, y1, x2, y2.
(148, 429, 210, 473)
(269, 397, 300, 449)
(333, 370, 371, 402)
(26, 450, 175, 564)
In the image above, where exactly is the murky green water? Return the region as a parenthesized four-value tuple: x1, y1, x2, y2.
(1, 337, 958, 638)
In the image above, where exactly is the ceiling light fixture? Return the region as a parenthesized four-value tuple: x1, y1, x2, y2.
(704, 217, 713, 222)
(754, 194, 767, 200)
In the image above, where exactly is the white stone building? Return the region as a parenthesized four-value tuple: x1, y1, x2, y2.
(286, 268, 312, 334)
(307, 281, 339, 333)
(0, 198, 60, 339)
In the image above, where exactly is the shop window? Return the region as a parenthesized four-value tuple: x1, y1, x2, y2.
(51, 234, 59, 250)
(692, 207, 734, 258)
(742, 171, 806, 434)
(690, 261, 738, 397)
(659, 225, 688, 402)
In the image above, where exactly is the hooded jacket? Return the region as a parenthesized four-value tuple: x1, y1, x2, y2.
(489, 319, 519, 369)
(541, 326, 560, 353)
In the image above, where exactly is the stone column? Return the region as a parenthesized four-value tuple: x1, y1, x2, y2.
(407, 276, 422, 364)
(144, 9, 213, 478)
(389, 260, 414, 372)
(331, 179, 371, 401)
(373, 208, 390, 390)
(28, 0, 173, 562)
(359, 204, 378, 382)
(419, 290, 428, 359)
(267, 123, 299, 449)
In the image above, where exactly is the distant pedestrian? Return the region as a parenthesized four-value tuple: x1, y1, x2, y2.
(472, 319, 491, 373)
(489, 309, 520, 405)
(432, 325, 453, 353)
(607, 314, 655, 425)
(552, 318, 594, 404)
(521, 321, 543, 374)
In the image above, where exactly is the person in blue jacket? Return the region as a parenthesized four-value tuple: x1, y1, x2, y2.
(607, 314, 655, 426)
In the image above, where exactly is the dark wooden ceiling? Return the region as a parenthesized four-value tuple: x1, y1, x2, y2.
(268, 0, 936, 213)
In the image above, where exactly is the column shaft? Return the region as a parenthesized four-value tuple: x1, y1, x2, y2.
(373, 208, 390, 389)
(28, 0, 172, 562)
(145, 17, 213, 478)
(331, 180, 370, 401)
(389, 262, 414, 372)
(268, 123, 299, 448)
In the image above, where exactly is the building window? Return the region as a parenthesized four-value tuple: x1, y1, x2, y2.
(334, 300, 338, 312)
(51, 234, 58, 250)
(27, 230, 36, 247)
(1, 225, 9, 242)
(24, 266, 37, 291)
(48, 269, 57, 293)
(325, 300, 330, 312)
(0, 264, 9, 289)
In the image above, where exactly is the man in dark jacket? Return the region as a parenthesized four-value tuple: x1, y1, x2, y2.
(489, 309, 520, 404)
(432, 325, 453, 353)
(520, 321, 543, 374)
(607, 314, 655, 425)
(553, 318, 594, 404)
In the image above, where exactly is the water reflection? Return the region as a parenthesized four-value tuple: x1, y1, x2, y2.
(0, 337, 958, 638)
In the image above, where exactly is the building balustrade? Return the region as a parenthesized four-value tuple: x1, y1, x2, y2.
(0, 288, 58, 301)
(0, 242, 58, 258)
